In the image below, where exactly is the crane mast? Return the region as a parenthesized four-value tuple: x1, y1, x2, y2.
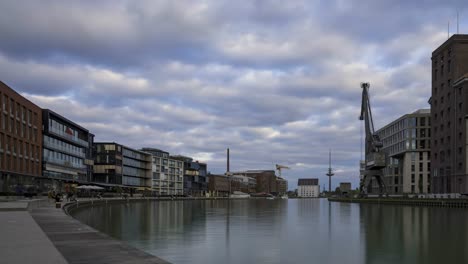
(359, 83, 387, 196)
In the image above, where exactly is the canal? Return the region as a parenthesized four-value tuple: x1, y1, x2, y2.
(71, 198, 468, 264)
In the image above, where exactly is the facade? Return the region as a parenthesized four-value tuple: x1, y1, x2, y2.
(0, 81, 42, 193)
(141, 148, 183, 196)
(276, 177, 288, 195)
(297, 178, 319, 198)
(231, 172, 257, 193)
(94, 143, 151, 188)
(207, 174, 230, 197)
(430, 34, 468, 193)
(171, 155, 207, 197)
(42, 109, 94, 189)
(243, 170, 278, 194)
(375, 109, 431, 194)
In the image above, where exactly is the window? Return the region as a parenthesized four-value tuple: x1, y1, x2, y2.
(448, 60, 451, 72)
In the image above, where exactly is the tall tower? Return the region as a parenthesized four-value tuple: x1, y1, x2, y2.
(430, 35, 468, 193)
(326, 150, 334, 193)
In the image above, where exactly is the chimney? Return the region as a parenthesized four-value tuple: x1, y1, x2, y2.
(227, 148, 230, 173)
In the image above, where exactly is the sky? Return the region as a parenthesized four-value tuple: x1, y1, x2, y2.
(0, 0, 467, 190)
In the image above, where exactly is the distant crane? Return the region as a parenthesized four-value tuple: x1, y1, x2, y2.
(359, 82, 387, 196)
(275, 164, 290, 177)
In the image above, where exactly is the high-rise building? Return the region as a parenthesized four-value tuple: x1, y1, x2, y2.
(93, 143, 151, 189)
(0, 81, 42, 193)
(297, 178, 319, 198)
(375, 109, 431, 194)
(140, 148, 184, 196)
(430, 34, 468, 193)
(41, 109, 94, 190)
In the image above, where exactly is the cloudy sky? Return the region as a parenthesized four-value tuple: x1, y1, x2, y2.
(1, 0, 466, 190)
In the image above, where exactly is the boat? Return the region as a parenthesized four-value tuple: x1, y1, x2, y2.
(281, 195, 288, 199)
(266, 196, 275, 200)
(229, 191, 250, 199)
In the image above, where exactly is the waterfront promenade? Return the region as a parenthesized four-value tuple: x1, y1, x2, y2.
(0, 198, 171, 264)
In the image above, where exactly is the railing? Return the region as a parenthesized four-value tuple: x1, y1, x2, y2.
(48, 126, 89, 147)
(43, 156, 86, 170)
(43, 139, 86, 158)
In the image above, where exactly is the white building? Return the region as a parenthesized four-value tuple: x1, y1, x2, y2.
(298, 178, 319, 198)
(141, 148, 184, 196)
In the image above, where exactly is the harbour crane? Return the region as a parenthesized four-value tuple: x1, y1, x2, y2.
(275, 164, 290, 178)
(359, 82, 387, 196)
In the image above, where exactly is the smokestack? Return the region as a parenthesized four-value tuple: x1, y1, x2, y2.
(227, 148, 230, 173)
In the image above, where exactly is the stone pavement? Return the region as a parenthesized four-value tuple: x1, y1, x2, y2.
(0, 210, 68, 264)
(31, 204, 171, 264)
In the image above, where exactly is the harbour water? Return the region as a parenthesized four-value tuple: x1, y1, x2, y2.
(71, 199, 468, 264)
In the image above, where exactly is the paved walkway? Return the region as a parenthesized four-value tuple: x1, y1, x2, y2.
(0, 210, 68, 264)
(31, 203, 171, 264)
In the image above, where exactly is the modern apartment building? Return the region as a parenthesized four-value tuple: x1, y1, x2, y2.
(94, 143, 151, 188)
(171, 155, 207, 197)
(430, 34, 468, 193)
(0, 81, 42, 193)
(41, 109, 94, 189)
(140, 148, 183, 196)
(297, 178, 319, 198)
(375, 109, 431, 194)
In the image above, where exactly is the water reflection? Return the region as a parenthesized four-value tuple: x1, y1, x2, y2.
(72, 199, 468, 264)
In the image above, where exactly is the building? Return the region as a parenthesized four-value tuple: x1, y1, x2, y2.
(430, 34, 468, 193)
(140, 148, 183, 196)
(242, 170, 278, 194)
(207, 174, 230, 197)
(41, 109, 94, 190)
(93, 143, 151, 189)
(375, 109, 431, 194)
(0, 81, 42, 193)
(297, 178, 319, 198)
(276, 177, 288, 195)
(230, 172, 257, 193)
(339, 182, 352, 194)
(171, 155, 207, 197)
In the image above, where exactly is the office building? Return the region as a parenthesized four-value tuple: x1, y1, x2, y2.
(0, 81, 42, 193)
(297, 178, 319, 198)
(41, 109, 94, 190)
(375, 109, 431, 194)
(171, 155, 207, 197)
(140, 148, 183, 196)
(430, 34, 468, 193)
(94, 143, 151, 188)
(231, 172, 257, 193)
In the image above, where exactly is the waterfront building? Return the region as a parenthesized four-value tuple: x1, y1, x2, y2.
(0, 81, 42, 193)
(230, 172, 257, 193)
(297, 178, 319, 197)
(171, 155, 207, 197)
(242, 170, 278, 194)
(207, 173, 230, 197)
(41, 109, 94, 190)
(140, 148, 183, 196)
(276, 177, 288, 195)
(93, 143, 151, 189)
(430, 34, 468, 193)
(375, 109, 431, 194)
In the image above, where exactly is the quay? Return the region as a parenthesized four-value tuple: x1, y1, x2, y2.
(0, 198, 173, 264)
(328, 197, 468, 208)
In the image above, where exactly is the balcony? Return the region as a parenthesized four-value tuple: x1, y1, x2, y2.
(43, 156, 86, 170)
(43, 139, 86, 158)
(48, 125, 89, 147)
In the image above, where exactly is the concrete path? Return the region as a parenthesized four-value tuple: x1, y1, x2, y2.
(31, 204, 171, 264)
(0, 211, 68, 264)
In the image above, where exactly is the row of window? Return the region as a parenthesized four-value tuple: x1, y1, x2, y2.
(1, 113, 39, 142)
(44, 135, 85, 157)
(43, 148, 85, 169)
(0, 152, 41, 175)
(1, 93, 37, 125)
(0, 133, 40, 159)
